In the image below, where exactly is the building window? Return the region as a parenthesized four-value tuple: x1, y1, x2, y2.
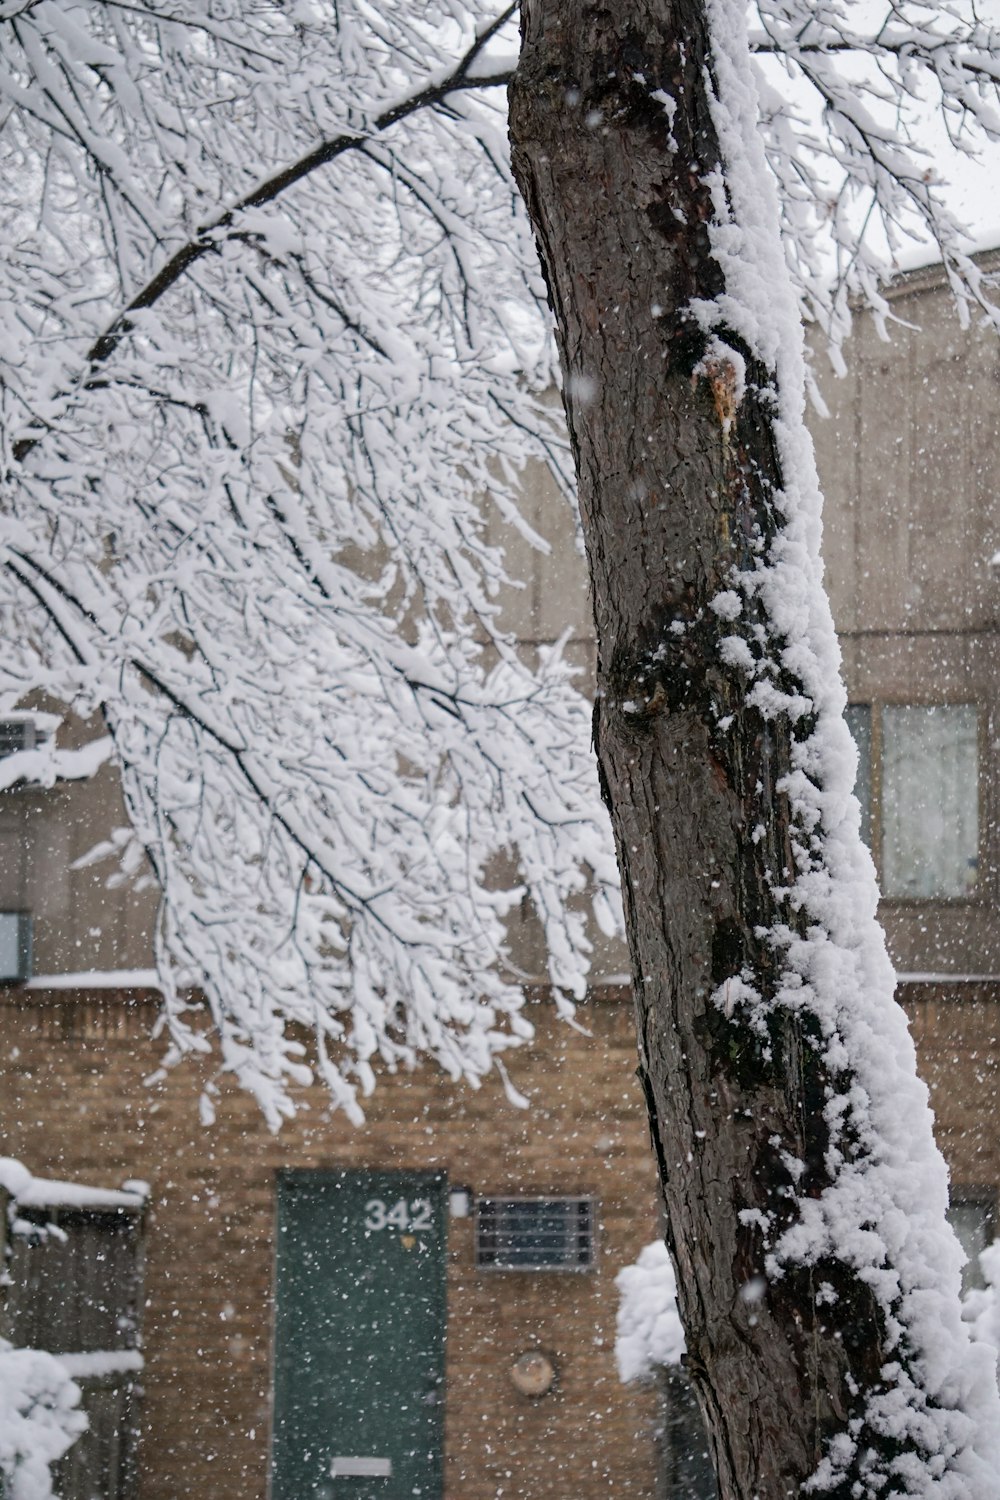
(475, 1197, 595, 1271)
(0, 714, 54, 759)
(846, 703, 979, 899)
(0, 909, 32, 982)
(844, 704, 873, 848)
(948, 1192, 997, 1296)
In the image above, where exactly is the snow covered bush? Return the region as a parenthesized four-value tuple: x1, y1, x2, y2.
(615, 1240, 686, 1384)
(0, 1345, 85, 1500)
(962, 1242, 1000, 1363)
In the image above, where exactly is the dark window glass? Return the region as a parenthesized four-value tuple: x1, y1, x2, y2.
(2, 1204, 144, 1500)
(844, 703, 872, 848)
(882, 705, 978, 898)
(3, 1207, 143, 1352)
(0, 719, 34, 757)
(948, 1195, 996, 1297)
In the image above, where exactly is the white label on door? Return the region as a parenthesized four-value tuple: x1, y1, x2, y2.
(330, 1457, 393, 1478)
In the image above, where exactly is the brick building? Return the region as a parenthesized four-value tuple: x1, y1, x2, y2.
(3, 254, 1000, 1500)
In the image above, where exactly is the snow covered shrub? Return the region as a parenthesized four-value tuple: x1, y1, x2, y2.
(615, 1240, 686, 1384)
(0, 1344, 85, 1500)
(962, 1241, 1000, 1366)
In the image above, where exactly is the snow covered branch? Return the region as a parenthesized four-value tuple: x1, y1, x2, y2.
(29, 9, 517, 411)
(0, 0, 619, 1125)
(750, 1, 1000, 360)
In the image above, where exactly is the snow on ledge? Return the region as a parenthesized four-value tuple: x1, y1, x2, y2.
(896, 973, 1000, 985)
(584, 972, 1000, 991)
(0, 1158, 147, 1212)
(24, 969, 160, 992)
(0, 736, 112, 794)
(54, 1351, 143, 1379)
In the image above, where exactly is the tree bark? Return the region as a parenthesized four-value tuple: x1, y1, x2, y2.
(509, 5, 978, 1498)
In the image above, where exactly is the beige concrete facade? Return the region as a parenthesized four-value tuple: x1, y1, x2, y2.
(814, 253, 1000, 978)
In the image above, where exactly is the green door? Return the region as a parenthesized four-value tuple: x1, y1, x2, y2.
(272, 1169, 447, 1500)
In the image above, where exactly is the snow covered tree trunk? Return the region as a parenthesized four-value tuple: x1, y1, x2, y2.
(510, 2, 1000, 1497)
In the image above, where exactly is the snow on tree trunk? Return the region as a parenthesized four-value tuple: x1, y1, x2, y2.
(509, 2, 1000, 1495)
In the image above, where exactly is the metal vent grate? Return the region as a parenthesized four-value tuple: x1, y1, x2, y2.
(475, 1197, 595, 1271)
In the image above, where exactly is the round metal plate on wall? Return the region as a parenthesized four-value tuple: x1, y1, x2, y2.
(510, 1351, 556, 1397)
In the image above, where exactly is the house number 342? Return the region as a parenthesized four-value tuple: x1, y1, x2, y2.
(363, 1198, 433, 1232)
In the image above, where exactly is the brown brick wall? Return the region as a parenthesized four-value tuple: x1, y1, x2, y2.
(7, 984, 999, 1500)
(0, 987, 662, 1500)
(903, 987, 1000, 1192)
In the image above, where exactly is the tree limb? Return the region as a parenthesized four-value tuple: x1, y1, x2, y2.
(10, 9, 517, 463)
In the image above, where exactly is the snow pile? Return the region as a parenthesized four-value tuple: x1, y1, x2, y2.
(614, 1240, 685, 1384)
(962, 1243, 1000, 1360)
(0, 1158, 146, 1213)
(0, 1345, 86, 1500)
